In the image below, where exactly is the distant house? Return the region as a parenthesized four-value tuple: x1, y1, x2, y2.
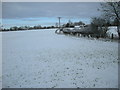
(74, 26, 80, 29)
(107, 26, 119, 38)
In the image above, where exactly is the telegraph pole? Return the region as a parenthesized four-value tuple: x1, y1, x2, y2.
(58, 17, 61, 29)
(0, 23, 2, 31)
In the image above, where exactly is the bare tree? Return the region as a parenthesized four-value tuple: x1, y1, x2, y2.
(100, 1, 120, 39)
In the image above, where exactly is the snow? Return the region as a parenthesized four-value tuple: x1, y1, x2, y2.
(2, 29, 118, 88)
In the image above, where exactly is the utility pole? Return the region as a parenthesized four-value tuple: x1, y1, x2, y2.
(68, 19, 71, 28)
(58, 17, 61, 29)
(0, 23, 3, 31)
(0, 23, 2, 31)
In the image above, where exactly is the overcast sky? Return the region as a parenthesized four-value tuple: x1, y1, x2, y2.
(2, 2, 102, 28)
(3, 2, 101, 19)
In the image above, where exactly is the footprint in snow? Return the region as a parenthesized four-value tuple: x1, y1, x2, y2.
(34, 78, 36, 80)
(66, 67, 69, 69)
(25, 80, 27, 82)
(97, 67, 100, 69)
(76, 73, 79, 74)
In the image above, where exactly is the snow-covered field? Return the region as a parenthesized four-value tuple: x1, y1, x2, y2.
(2, 29, 118, 88)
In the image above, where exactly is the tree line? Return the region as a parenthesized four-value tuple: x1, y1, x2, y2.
(1, 21, 85, 31)
(1, 25, 56, 31)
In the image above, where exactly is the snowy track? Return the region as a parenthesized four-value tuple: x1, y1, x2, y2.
(2, 29, 118, 88)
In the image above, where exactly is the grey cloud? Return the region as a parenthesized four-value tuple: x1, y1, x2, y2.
(2, 2, 102, 19)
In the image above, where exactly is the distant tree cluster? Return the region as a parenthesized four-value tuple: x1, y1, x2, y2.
(1, 21, 86, 31)
(62, 21, 85, 28)
(1, 25, 56, 31)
